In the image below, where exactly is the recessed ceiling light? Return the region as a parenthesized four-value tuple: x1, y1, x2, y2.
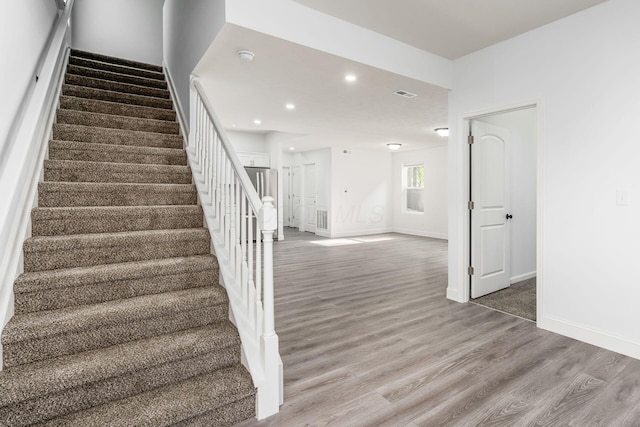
(231, 124, 236, 127)
(285, 103, 295, 110)
(345, 74, 357, 82)
(435, 128, 449, 137)
(254, 119, 262, 125)
(387, 143, 402, 150)
(289, 147, 295, 151)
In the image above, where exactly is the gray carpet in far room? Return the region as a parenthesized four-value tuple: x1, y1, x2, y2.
(471, 278, 536, 321)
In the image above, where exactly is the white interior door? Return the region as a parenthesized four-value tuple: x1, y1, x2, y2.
(304, 163, 317, 233)
(283, 167, 291, 227)
(471, 121, 511, 298)
(292, 166, 302, 229)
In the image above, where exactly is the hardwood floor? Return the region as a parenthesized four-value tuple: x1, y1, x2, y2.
(236, 229, 640, 426)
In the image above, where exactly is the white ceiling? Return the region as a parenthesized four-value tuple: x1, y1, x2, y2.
(292, 0, 609, 59)
(196, 1, 608, 153)
(196, 24, 449, 152)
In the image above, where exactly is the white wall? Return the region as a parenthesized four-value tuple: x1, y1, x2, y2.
(164, 0, 226, 129)
(391, 146, 448, 239)
(478, 109, 537, 282)
(72, 0, 163, 65)
(0, 0, 58, 167)
(448, 0, 640, 358)
(331, 148, 392, 237)
(227, 130, 269, 154)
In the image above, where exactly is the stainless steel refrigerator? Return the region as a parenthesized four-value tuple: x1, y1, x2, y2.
(244, 167, 278, 239)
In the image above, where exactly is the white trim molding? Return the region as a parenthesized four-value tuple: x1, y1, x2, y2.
(540, 314, 640, 360)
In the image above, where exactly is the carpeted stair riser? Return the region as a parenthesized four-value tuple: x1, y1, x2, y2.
(0, 324, 240, 426)
(71, 49, 163, 73)
(39, 182, 197, 207)
(68, 56, 165, 81)
(1, 323, 237, 405)
(32, 205, 202, 236)
(0, 48, 256, 426)
(62, 84, 173, 109)
(48, 140, 187, 166)
(15, 257, 217, 314)
(23, 228, 210, 272)
(59, 95, 176, 121)
(37, 366, 255, 427)
(44, 160, 191, 184)
(3, 287, 228, 367)
(6, 350, 240, 427)
(53, 123, 182, 149)
(172, 396, 256, 427)
(3, 305, 226, 369)
(57, 109, 180, 135)
(67, 64, 168, 89)
(65, 74, 170, 99)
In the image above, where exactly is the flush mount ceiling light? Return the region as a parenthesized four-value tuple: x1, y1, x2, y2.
(237, 50, 255, 62)
(435, 128, 449, 137)
(285, 103, 295, 110)
(289, 147, 295, 151)
(387, 143, 402, 150)
(253, 119, 262, 125)
(345, 74, 357, 82)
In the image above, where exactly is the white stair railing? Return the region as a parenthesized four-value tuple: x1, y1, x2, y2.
(187, 77, 283, 420)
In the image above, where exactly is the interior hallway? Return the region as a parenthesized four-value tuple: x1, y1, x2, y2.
(237, 229, 640, 426)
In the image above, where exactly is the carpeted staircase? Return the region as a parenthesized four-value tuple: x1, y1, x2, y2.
(0, 49, 256, 426)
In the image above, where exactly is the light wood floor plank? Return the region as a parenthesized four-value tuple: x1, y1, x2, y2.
(235, 229, 640, 426)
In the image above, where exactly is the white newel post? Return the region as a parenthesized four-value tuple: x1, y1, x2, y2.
(257, 196, 281, 419)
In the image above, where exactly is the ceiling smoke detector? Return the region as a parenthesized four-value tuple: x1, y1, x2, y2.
(237, 50, 255, 62)
(393, 90, 417, 99)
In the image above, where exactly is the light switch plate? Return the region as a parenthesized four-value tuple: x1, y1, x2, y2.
(616, 190, 629, 206)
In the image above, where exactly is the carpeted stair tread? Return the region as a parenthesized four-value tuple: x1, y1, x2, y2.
(1, 49, 257, 424)
(67, 64, 167, 89)
(39, 182, 197, 207)
(66, 74, 170, 99)
(2, 287, 228, 367)
(39, 365, 255, 427)
(57, 109, 179, 135)
(69, 56, 165, 81)
(59, 95, 176, 121)
(44, 159, 191, 184)
(62, 84, 173, 109)
(31, 205, 202, 236)
(23, 228, 210, 272)
(71, 49, 163, 73)
(0, 332, 239, 427)
(48, 140, 187, 166)
(14, 255, 217, 313)
(52, 123, 182, 149)
(0, 322, 239, 408)
(171, 396, 256, 427)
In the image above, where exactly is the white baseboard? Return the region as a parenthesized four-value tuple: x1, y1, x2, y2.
(329, 228, 392, 238)
(315, 229, 330, 238)
(392, 227, 448, 240)
(510, 271, 536, 284)
(446, 287, 464, 303)
(539, 314, 640, 360)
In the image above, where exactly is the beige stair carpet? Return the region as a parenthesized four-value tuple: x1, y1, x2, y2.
(0, 49, 255, 426)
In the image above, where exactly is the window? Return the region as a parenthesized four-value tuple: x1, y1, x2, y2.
(403, 164, 424, 213)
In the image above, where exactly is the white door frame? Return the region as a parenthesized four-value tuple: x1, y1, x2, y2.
(451, 99, 544, 323)
(282, 166, 291, 227)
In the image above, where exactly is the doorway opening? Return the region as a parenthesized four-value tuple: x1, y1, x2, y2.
(467, 106, 538, 322)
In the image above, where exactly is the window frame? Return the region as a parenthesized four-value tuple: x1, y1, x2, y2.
(402, 163, 425, 214)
